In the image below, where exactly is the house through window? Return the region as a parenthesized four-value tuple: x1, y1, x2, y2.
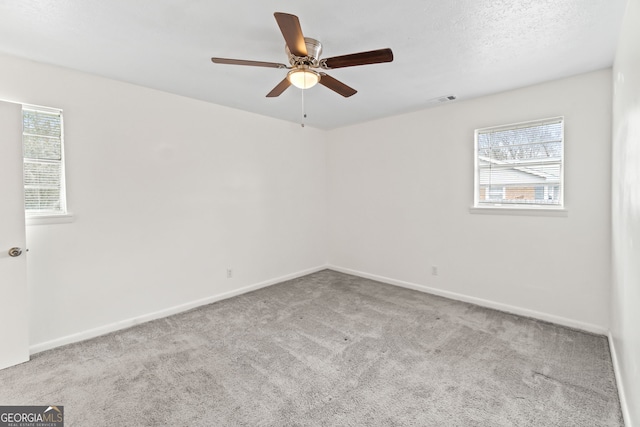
(474, 117, 564, 209)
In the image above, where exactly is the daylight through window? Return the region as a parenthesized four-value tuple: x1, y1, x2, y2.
(474, 117, 564, 208)
(22, 106, 67, 215)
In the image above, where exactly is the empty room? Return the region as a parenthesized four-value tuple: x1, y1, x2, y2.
(0, 0, 638, 426)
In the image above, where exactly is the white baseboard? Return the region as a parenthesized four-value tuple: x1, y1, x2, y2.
(609, 332, 632, 427)
(29, 264, 329, 354)
(327, 265, 607, 335)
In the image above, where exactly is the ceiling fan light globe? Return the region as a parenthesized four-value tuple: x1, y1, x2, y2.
(287, 69, 320, 89)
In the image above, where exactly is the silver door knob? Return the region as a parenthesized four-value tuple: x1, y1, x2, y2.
(8, 247, 22, 257)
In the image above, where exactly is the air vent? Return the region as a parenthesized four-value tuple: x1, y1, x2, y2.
(427, 95, 457, 104)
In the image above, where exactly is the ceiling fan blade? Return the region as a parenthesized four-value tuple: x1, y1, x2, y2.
(266, 78, 292, 97)
(211, 57, 288, 69)
(322, 48, 394, 69)
(274, 12, 307, 57)
(318, 73, 357, 97)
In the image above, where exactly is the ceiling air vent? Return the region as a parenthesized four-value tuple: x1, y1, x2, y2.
(427, 95, 457, 104)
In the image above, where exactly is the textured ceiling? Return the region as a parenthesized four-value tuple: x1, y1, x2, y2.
(0, 0, 627, 129)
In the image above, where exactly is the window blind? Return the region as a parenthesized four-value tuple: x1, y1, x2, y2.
(22, 107, 66, 215)
(475, 117, 563, 207)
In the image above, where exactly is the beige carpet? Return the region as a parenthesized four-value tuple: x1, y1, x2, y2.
(0, 270, 623, 426)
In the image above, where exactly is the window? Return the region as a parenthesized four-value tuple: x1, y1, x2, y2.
(22, 106, 67, 216)
(474, 117, 564, 209)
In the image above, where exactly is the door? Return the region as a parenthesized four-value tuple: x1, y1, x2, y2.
(0, 100, 29, 369)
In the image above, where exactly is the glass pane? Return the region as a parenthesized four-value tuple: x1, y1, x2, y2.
(479, 184, 561, 205)
(23, 134, 61, 160)
(23, 110, 61, 137)
(478, 122, 562, 162)
(24, 188, 62, 212)
(23, 162, 61, 188)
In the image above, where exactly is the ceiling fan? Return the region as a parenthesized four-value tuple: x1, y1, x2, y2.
(211, 12, 394, 98)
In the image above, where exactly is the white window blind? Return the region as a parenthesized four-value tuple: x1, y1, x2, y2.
(475, 117, 564, 208)
(22, 106, 67, 215)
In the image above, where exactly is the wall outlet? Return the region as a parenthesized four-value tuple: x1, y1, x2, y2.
(226, 268, 233, 279)
(431, 266, 438, 276)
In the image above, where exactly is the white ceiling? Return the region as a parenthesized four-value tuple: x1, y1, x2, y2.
(0, 0, 627, 129)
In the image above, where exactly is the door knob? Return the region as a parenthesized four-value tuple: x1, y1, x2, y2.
(8, 247, 22, 257)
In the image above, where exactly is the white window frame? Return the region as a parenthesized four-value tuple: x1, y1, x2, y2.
(472, 117, 566, 216)
(22, 104, 72, 224)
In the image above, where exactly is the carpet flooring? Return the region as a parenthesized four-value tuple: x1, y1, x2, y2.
(0, 270, 623, 426)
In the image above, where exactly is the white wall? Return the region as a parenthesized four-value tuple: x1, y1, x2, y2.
(0, 51, 619, 369)
(0, 53, 328, 350)
(611, 0, 640, 424)
(327, 69, 612, 333)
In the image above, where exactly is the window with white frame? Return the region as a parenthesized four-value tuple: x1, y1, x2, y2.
(474, 117, 564, 209)
(22, 106, 67, 216)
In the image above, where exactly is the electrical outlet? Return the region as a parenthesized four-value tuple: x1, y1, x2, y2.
(226, 268, 233, 279)
(431, 266, 438, 276)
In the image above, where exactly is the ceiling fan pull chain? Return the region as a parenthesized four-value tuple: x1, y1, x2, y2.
(301, 88, 306, 128)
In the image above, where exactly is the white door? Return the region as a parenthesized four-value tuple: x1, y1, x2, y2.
(0, 101, 29, 370)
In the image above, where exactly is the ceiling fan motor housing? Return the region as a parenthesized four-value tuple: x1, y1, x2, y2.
(286, 37, 323, 67)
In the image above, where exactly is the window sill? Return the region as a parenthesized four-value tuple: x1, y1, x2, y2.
(26, 213, 75, 226)
(469, 206, 568, 217)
